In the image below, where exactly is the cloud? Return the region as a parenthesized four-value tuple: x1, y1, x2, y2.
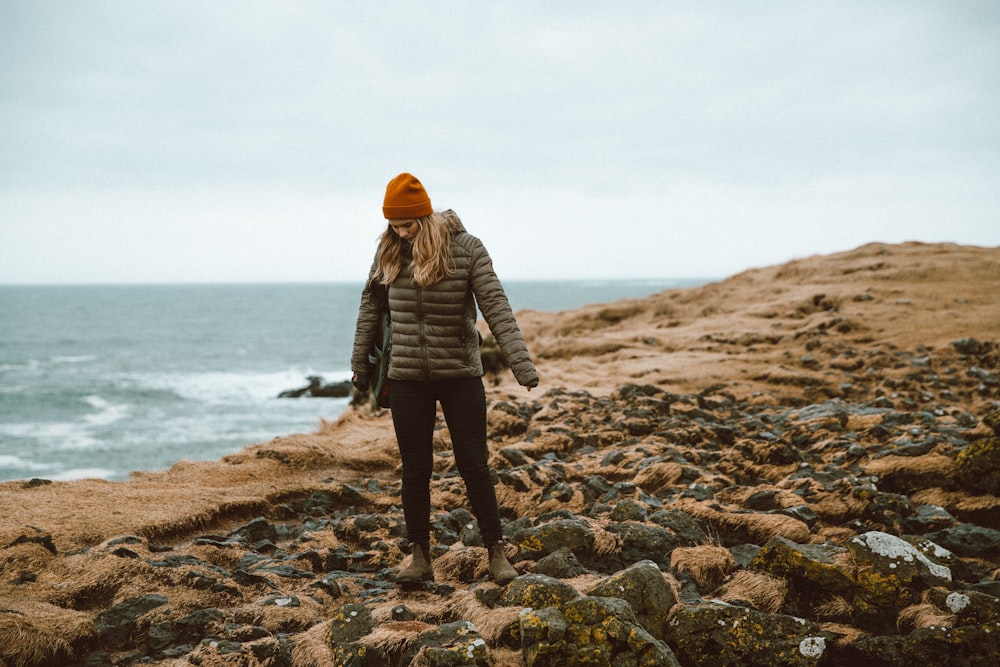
(1, 1, 998, 283)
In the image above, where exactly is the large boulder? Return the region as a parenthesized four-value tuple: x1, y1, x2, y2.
(520, 596, 680, 667)
(510, 518, 597, 562)
(666, 601, 826, 667)
(586, 559, 678, 639)
(403, 620, 490, 667)
(748, 532, 954, 633)
(500, 574, 579, 609)
(954, 437, 1000, 495)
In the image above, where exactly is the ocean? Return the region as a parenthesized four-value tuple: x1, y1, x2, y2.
(0, 279, 706, 482)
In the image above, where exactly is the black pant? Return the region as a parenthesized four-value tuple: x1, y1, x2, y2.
(389, 376, 505, 548)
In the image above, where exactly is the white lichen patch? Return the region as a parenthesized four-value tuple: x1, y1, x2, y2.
(467, 637, 486, 658)
(853, 532, 952, 582)
(946, 592, 970, 613)
(799, 636, 826, 658)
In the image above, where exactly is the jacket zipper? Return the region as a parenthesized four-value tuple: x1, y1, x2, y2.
(416, 285, 429, 379)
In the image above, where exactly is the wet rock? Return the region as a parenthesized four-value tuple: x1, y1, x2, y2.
(7, 528, 57, 555)
(149, 607, 224, 653)
(257, 564, 316, 580)
(609, 498, 648, 521)
(586, 559, 678, 638)
(778, 504, 819, 527)
(951, 338, 983, 356)
(648, 509, 710, 545)
(925, 523, 1000, 558)
(666, 601, 825, 667)
(500, 574, 580, 609)
(232, 569, 279, 589)
(310, 573, 343, 598)
(844, 531, 953, 630)
(229, 517, 279, 545)
(747, 532, 953, 633)
(954, 436, 1000, 495)
(94, 594, 168, 648)
(403, 620, 489, 666)
(520, 596, 680, 667)
(604, 521, 678, 570)
(324, 603, 373, 645)
(729, 543, 763, 568)
(926, 588, 1000, 625)
(278, 376, 352, 398)
(533, 547, 588, 579)
(985, 408, 1000, 435)
(900, 503, 957, 534)
(510, 517, 596, 561)
(830, 623, 1000, 666)
(968, 366, 998, 386)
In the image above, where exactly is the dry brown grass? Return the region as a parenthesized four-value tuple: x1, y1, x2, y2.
(670, 545, 737, 591)
(819, 622, 868, 647)
(0, 601, 96, 667)
(714, 486, 802, 510)
(715, 570, 787, 613)
(633, 461, 686, 491)
(587, 517, 624, 557)
(673, 498, 811, 544)
(486, 647, 527, 667)
(910, 488, 1000, 527)
(863, 454, 955, 481)
(290, 621, 336, 667)
(432, 545, 490, 584)
(897, 602, 955, 631)
(0, 543, 56, 585)
(40, 551, 153, 610)
(446, 588, 524, 646)
(814, 595, 855, 621)
(362, 622, 434, 661)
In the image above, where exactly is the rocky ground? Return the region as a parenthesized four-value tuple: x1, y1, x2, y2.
(2, 241, 999, 666)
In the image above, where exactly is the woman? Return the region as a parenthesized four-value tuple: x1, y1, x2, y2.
(351, 172, 539, 586)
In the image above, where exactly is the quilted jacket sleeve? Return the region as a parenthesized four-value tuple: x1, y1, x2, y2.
(350, 261, 381, 377)
(468, 237, 540, 387)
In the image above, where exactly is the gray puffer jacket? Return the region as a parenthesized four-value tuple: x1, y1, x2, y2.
(351, 210, 539, 387)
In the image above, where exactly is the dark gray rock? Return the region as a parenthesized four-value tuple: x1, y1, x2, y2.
(605, 521, 679, 570)
(94, 594, 168, 648)
(926, 523, 1000, 558)
(587, 559, 678, 638)
(324, 603, 373, 644)
(533, 547, 588, 579)
(520, 596, 680, 667)
(667, 602, 824, 666)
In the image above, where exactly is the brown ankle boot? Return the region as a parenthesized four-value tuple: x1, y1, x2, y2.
(395, 543, 434, 584)
(487, 541, 518, 584)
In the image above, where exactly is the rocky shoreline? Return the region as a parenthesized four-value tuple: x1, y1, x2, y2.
(2, 242, 998, 666)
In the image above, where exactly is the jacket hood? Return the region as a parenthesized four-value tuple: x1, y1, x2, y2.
(440, 209, 467, 235)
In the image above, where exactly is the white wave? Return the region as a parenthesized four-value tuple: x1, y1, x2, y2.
(83, 395, 131, 426)
(48, 468, 117, 481)
(51, 355, 98, 364)
(0, 421, 100, 450)
(0, 384, 27, 394)
(0, 454, 54, 471)
(130, 369, 350, 405)
(0, 359, 41, 372)
(121, 403, 341, 448)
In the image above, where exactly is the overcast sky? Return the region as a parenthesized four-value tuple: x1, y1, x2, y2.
(1, 1, 997, 284)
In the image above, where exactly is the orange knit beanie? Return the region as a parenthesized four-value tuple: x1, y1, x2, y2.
(382, 172, 433, 219)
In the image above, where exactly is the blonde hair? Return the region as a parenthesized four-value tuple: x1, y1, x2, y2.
(375, 212, 457, 287)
